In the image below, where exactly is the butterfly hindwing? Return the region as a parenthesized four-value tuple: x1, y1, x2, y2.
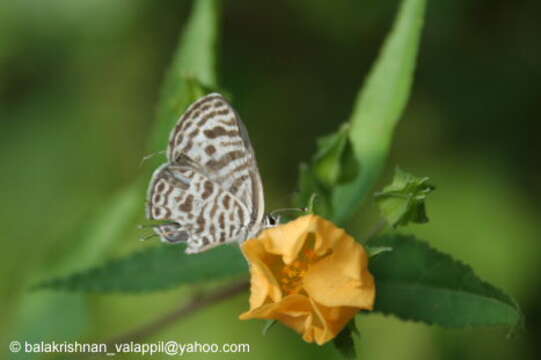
(147, 162, 251, 253)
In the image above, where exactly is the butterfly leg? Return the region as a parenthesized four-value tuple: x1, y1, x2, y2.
(153, 223, 190, 244)
(137, 221, 177, 230)
(138, 222, 183, 242)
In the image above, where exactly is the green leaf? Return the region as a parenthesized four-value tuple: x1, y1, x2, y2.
(16, 180, 145, 358)
(374, 167, 434, 228)
(332, 0, 427, 225)
(149, 0, 220, 152)
(32, 0, 225, 295)
(21, 2, 224, 350)
(369, 234, 522, 328)
(51, 180, 145, 275)
(33, 244, 248, 293)
(333, 321, 360, 359)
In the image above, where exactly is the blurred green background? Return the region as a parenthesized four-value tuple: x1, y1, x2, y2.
(1, 0, 540, 359)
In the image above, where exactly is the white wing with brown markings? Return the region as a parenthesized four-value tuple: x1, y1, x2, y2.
(146, 93, 266, 253)
(166, 93, 265, 227)
(147, 162, 253, 253)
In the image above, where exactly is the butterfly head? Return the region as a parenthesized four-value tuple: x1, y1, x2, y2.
(264, 213, 280, 228)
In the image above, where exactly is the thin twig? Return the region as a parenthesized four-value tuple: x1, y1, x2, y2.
(103, 279, 249, 349)
(365, 218, 387, 242)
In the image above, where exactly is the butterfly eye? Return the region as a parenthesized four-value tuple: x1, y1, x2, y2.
(267, 214, 279, 227)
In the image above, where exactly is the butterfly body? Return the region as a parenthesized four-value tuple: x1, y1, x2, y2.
(146, 93, 268, 253)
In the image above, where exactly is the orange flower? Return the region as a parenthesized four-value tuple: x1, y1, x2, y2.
(239, 215, 375, 345)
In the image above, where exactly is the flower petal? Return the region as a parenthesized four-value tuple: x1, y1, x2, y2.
(239, 294, 313, 337)
(307, 297, 359, 345)
(303, 218, 375, 309)
(258, 215, 315, 264)
(242, 237, 282, 308)
(239, 215, 376, 345)
(239, 294, 356, 345)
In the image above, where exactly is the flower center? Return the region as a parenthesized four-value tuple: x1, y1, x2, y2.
(279, 248, 319, 295)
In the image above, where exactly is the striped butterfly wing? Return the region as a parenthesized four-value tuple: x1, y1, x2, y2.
(146, 161, 253, 253)
(146, 93, 265, 253)
(166, 93, 265, 236)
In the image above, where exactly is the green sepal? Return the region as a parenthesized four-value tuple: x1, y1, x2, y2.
(366, 245, 393, 257)
(374, 167, 435, 228)
(294, 163, 333, 218)
(262, 320, 278, 336)
(313, 124, 359, 188)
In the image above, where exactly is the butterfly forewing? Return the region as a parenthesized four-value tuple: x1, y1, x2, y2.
(146, 93, 266, 253)
(166, 93, 265, 229)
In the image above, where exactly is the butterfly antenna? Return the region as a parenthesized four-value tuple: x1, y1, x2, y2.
(138, 224, 162, 229)
(139, 232, 158, 241)
(270, 208, 307, 218)
(139, 151, 166, 167)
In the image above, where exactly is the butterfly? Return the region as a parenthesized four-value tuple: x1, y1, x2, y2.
(146, 93, 276, 254)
